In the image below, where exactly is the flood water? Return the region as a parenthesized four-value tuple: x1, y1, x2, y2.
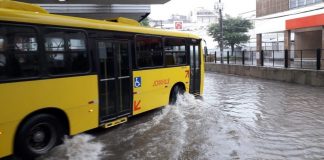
(40, 72, 324, 160)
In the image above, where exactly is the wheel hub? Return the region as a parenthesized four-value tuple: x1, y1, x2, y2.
(33, 131, 45, 143)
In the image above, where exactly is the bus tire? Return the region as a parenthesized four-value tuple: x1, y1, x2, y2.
(15, 114, 64, 159)
(169, 84, 185, 105)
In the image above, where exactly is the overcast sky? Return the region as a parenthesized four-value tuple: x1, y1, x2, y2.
(149, 0, 256, 20)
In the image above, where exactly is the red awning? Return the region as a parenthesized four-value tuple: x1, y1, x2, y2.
(286, 13, 324, 30)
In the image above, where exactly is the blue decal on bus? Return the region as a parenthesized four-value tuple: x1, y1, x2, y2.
(134, 77, 142, 88)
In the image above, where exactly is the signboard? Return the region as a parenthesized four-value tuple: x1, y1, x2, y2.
(174, 21, 183, 30)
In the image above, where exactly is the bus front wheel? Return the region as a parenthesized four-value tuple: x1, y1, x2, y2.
(169, 84, 185, 105)
(15, 114, 64, 159)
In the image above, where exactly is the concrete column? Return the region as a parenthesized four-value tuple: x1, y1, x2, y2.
(322, 26, 324, 49)
(284, 30, 291, 66)
(321, 27, 324, 69)
(256, 34, 262, 66)
(284, 30, 291, 50)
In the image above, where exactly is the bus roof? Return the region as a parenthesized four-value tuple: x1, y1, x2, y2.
(0, 1, 200, 39)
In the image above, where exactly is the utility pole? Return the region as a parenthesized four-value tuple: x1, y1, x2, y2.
(216, 0, 224, 63)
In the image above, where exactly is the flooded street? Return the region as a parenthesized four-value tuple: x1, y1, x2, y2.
(41, 72, 324, 160)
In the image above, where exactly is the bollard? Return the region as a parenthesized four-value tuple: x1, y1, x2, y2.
(221, 52, 223, 64)
(317, 49, 321, 70)
(215, 51, 217, 63)
(284, 49, 288, 68)
(221, 52, 224, 64)
(234, 51, 236, 64)
(205, 53, 207, 62)
(242, 51, 245, 65)
(260, 50, 264, 66)
(251, 51, 253, 65)
(272, 50, 275, 67)
(300, 50, 303, 69)
(227, 51, 229, 64)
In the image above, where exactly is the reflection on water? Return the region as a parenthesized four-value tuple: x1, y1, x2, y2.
(42, 72, 324, 160)
(203, 72, 324, 159)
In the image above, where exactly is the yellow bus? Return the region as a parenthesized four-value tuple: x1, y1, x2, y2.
(0, 0, 205, 158)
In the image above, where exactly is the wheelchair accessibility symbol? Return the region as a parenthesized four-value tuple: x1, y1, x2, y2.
(134, 77, 142, 88)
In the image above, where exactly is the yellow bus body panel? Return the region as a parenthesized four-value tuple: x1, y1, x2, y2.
(0, 0, 48, 14)
(0, 75, 99, 157)
(200, 42, 205, 95)
(133, 66, 190, 115)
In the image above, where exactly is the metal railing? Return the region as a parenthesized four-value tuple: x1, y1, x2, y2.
(205, 49, 323, 70)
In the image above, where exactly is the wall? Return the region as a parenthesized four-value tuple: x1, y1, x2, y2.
(256, 0, 289, 17)
(295, 30, 322, 50)
(255, 3, 324, 34)
(205, 63, 324, 86)
(294, 30, 322, 58)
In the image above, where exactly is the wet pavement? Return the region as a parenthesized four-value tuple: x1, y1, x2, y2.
(41, 72, 324, 160)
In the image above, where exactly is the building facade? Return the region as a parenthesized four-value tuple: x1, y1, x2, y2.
(255, 0, 324, 66)
(150, 7, 218, 50)
(190, 7, 217, 24)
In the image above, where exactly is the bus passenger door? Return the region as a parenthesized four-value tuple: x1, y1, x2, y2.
(189, 44, 201, 95)
(97, 40, 132, 121)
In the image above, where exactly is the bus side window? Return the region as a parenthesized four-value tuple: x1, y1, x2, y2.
(164, 38, 186, 66)
(0, 25, 40, 81)
(45, 30, 66, 75)
(45, 28, 89, 75)
(68, 32, 89, 73)
(136, 35, 163, 68)
(0, 36, 5, 79)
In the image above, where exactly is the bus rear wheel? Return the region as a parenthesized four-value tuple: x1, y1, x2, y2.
(169, 84, 185, 105)
(15, 114, 64, 159)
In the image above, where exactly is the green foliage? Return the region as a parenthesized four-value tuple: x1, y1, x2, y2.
(208, 15, 253, 51)
(140, 17, 150, 27)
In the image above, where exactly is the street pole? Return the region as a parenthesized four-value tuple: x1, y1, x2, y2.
(217, 0, 224, 63)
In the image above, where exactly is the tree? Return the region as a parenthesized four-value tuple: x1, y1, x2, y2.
(208, 15, 253, 52)
(140, 17, 150, 27)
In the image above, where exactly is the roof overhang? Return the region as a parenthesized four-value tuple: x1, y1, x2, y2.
(17, 0, 170, 4)
(39, 4, 151, 21)
(286, 13, 324, 30)
(16, 0, 170, 21)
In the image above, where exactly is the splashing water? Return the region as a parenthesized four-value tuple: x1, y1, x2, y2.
(39, 134, 104, 160)
(39, 92, 249, 160)
(120, 104, 172, 142)
(40, 73, 324, 160)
